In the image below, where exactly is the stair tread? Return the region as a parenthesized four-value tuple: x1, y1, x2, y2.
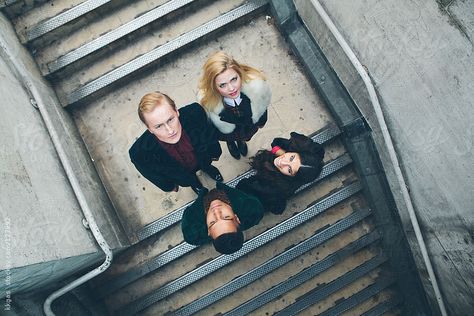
(61, 0, 263, 105)
(173, 221, 380, 316)
(116, 183, 364, 315)
(272, 254, 388, 316)
(33, 0, 168, 73)
(317, 276, 395, 316)
(361, 296, 401, 316)
(94, 152, 352, 298)
(47, 0, 199, 74)
(15, 0, 100, 41)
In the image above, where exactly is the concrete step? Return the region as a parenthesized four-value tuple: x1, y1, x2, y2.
(174, 216, 382, 316)
(361, 296, 401, 316)
(27, 0, 170, 75)
(317, 276, 398, 316)
(14, 0, 111, 43)
(45, 0, 199, 75)
(4, 0, 411, 314)
(59, 0, 266, 107)
(0, 0, 49, 19)
(270, 253, 389, 316)
(111, 183, 372, 314)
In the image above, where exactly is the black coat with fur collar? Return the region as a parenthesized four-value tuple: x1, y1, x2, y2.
(201, 78, 271, 139)
(129, 103, 222, 192)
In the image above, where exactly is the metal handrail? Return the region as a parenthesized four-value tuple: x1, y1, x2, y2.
(0, 20, 113, 316)
(308, 1, 447, 314)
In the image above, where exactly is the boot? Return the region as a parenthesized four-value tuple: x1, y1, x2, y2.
(202, 165, 223, 182)
(237, 140, 248, 156)
(226, 141, 240, 159)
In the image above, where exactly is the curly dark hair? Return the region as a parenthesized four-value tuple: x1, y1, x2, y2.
(202, 189, 232, 214)
(250, 132, 325, 198)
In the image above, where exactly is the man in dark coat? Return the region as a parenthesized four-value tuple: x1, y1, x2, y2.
(181, 182, 264, 254)
(129, 92, 223, 194)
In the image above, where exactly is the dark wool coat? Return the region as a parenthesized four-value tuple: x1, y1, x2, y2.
(215, 93, 268, 142)
(129, 103, 222, 192)
(236, 176, 287, 215)
(236, 132, 325, 215)
(181, 182, 264, 246)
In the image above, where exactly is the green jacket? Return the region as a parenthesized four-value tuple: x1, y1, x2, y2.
(181, 182, 264, 245)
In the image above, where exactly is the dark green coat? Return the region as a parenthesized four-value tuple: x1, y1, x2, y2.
(181, 182, 264, 245)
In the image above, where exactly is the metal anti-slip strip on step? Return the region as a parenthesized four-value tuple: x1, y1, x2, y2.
(66, 0, 268, 105)
(361, 297, 401, 316)
(99, 153, 350, 297)
(224, 209, 374, 316)
(273, 254, 387, 316)
(137, 124, 341, 241)
(47, 0, 196, 74)
(318, 277, 395, 316)
(96, 242, 196, 298)
(26, 0, 112, 41)
(173, 213, 377, 316)
(98, 148, 348, 297)
(118, 182, 362, 315)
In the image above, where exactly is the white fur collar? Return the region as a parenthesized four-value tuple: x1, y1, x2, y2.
(201, 78, 271, 134)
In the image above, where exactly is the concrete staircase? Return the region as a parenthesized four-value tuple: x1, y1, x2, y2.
(2, 0, 429, 314)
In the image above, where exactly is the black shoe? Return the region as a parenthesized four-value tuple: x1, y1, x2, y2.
(237, 140, 248, 156)
(191, 185, 206, 195)
(202, 165, 223, 182)
(226, 141, 240, 159)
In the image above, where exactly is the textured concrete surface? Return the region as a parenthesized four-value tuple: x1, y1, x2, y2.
(0, 12, 128, 297)
(53, 0, 246, 99)
(0, 46, 102, 296)
(13, 0, 84, 30)
(0, 252, 101, 296)
(0, 51, 97, 268)
(295, 0, 474, 314)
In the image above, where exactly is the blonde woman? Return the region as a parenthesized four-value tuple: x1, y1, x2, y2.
(198, 51, 271, 159)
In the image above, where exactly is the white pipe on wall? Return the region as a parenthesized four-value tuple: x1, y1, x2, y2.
(0, 21, 113, 316)
(308, 1, 447, 315)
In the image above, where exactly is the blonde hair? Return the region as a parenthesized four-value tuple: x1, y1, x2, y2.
(199, 51, 266, 112)
(138, 92, 176, 125)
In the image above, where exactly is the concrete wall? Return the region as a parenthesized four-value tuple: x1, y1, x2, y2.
(294, 0, 474, 315)
(0, 12, 128, 301)
(0, 52, 100, 295)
